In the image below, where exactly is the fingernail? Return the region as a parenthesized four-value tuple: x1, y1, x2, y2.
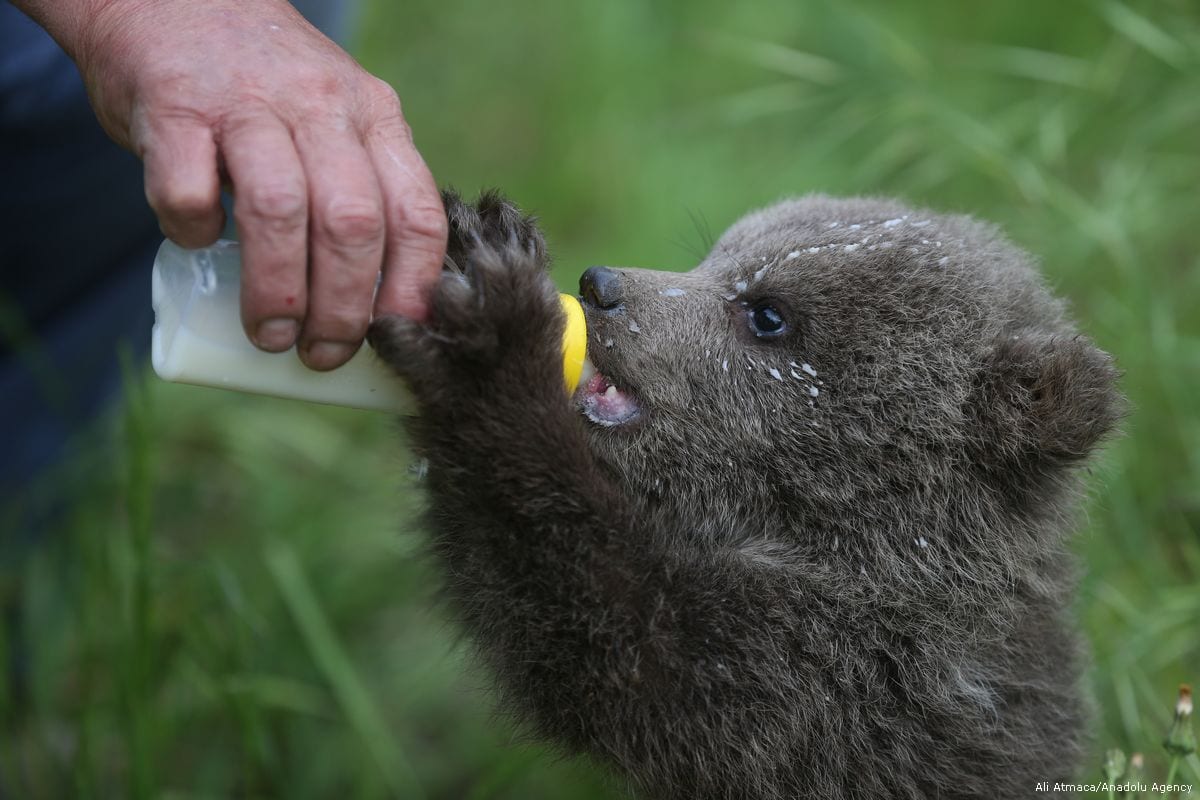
(255, 318, 300, 351)
(304, 341, 359, 371)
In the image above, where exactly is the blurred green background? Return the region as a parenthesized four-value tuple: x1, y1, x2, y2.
(4, 0, 1199, 796)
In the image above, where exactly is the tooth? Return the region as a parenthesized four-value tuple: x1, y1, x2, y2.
(604, 385, 619, 398)
(579, 356, 596, 385)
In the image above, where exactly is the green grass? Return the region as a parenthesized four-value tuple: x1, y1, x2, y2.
(3, 0, 1199, 796)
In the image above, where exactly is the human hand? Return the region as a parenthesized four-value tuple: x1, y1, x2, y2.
(69, 0, 447, 369)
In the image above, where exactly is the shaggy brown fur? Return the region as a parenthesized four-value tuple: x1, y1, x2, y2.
(368, 190, 1123, 799)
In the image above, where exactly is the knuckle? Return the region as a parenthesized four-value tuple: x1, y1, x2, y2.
(400, 203, 449, 245)
(239, 182, 307, 228)
(365, 77, 403, 114)
(362, 79, 412, 140)
(320, 197, 385, 245)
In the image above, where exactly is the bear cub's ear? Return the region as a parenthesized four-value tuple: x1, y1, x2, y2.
(967, 331, 1125, 474)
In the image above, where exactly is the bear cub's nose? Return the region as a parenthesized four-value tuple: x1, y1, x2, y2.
(580, 266, 624, 309)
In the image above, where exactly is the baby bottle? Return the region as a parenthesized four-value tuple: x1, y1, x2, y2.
(151, 239, 588, 413)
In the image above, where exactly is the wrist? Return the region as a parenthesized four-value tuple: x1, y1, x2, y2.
(11, 0, 126, 62)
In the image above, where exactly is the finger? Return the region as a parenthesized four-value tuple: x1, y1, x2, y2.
(361, 83, 447, 322)
(221, 114, 309, 353)
(139, 115, 225, 248)
(293, 123, 385, 371)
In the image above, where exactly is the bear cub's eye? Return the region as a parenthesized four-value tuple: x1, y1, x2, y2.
(749, 302, 788, 338)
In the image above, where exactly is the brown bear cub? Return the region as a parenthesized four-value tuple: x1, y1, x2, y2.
(368, 190, 1122, 800)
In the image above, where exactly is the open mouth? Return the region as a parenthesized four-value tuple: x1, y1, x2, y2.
(575, 357, 641, 427)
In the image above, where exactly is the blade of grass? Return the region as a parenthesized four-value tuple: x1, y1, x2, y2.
(961, 44, 1094, 88)
(707, 82, 814, 125)
(1097, 1, 1190, 70)
(822, 0, 930, 79)
(698, 32, 844, 84)
(118, 347, 156, 800)
(72, 510, 100, 800)
(264, 540, 424, 799)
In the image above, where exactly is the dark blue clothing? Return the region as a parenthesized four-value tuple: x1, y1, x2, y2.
(1, 3, 158, 517)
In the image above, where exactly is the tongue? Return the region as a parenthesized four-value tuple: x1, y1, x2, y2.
(583, 372, 608, 395)
(577, 362, 640, 426)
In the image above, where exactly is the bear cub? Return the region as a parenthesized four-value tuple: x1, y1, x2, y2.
(368, 190, 1122, 800)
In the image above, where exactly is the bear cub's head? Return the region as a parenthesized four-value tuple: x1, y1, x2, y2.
(574, 195, 1122, 571)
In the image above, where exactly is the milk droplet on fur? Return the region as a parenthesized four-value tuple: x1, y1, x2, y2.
(801, 363, 817, 377)
(769, 367, 783, 381)
(785, 251, 800, 260)
(628, 320, 641, 334)
(660, 287, 686, 297)
(808, 386, 819, 397)
(733, 280, 748, 293)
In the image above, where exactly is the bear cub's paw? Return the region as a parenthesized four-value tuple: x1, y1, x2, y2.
(443, 188, 548, 268)
(367, 190, 563, 408)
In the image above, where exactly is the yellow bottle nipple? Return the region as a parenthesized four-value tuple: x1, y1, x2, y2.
(558, 294, 588, 392)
